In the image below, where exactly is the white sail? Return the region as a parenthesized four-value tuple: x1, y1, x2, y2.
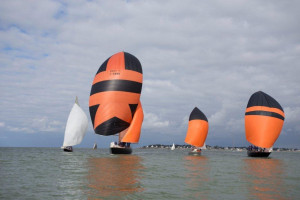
(171, 143, 175, 150)
(93, 143, 97, 149)
(266, 146, 273, 152)
(200, 143, 207, 150)
(63, 98, 88, 147)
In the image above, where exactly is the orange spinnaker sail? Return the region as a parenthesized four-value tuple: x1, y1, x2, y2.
(185, 107, 209, 147)
(121, 101, 143, 143)
(89, 52, 143, 142)
(245, 91, 285, 148)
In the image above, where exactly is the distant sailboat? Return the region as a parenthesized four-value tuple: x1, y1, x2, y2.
(62, 96, 88, 152)
(171, 143, 175, 150)
(93, 143, 97, 149)
(245, 91, 285, 157)
(185, 107, 209, 156)
(89, 52, 144, 154)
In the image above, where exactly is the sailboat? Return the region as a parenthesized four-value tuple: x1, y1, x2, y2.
(93, 143, 97, 149)
(170, 143, 175, 150)
(61, 96, 88, 152)
(185, 107, 209, 156)
(89, 52, 144, 154)
(245, 91, 285, 157)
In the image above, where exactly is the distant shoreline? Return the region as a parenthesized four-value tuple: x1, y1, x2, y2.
(140, 144, 300, 152)
(0, 146, 299, 151)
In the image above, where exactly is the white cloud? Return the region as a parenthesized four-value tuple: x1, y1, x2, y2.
(0, 122, 5, 127)
(284, 107, 300, 123)
(7, 126, 34, 134)
(282, 107, 300, 134)
(143, 112, 169, 129)
(30, 116, 64, 132)
(1, 0, 300, 147)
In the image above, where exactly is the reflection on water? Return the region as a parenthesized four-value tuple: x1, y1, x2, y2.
(57, 152, 88, 198)
(87, 155, 144, 199)
(184, 155, 210, 199)
(243, 158, 288, 200)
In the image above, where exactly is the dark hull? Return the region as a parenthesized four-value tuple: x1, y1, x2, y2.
(110, 147, 132, 154)
(188, 151, 201, 156)
(247, 150, 271, 157)
(63, 146, 73, 152)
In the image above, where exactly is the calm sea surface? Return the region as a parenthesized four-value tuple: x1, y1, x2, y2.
(1, 147, 299, 200)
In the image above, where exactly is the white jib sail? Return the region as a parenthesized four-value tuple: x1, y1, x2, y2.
(63, 102, 88, 147)
(200, 143, 207, 150)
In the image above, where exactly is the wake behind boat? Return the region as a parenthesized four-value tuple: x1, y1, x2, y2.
(245, 91, 285, 158)
(61, 96, 88, 152)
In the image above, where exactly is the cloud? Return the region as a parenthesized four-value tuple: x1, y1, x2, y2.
(0, 0, 300, 147)
(283, 107, 300, 134)
(143, 112, 169, 129)
(7, 126, 34, 134)
(3, 116, 64, 134)
(0, 122, 5, 127)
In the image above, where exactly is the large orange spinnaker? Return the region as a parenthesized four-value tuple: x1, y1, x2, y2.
(185, 107, 209, 147)
(245, 91, 284, 148)
(89, 52, 143, 143)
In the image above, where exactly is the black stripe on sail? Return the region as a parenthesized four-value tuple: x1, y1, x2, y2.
(245, 110, 284, 120)
(129, 104, 138, 118)
(189, 107, 208, 122)
(90, 80, 142, 95)
(97, 57, 110, 74)
(94, 117, 130, 136)
(247, 91, 284, 112)
(124, 52, 143, 74)
(89, 104, 99, 127)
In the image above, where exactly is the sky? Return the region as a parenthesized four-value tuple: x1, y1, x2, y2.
(1, 0, 299, 148)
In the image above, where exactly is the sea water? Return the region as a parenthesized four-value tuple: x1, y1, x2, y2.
(0, 147, 299, 200)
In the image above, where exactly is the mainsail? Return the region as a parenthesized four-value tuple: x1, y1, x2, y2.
(245, 91, 285, 148)
(63, 97, 88, 147)
(185, 107, 209, 147)
(89, 52, 143, 143)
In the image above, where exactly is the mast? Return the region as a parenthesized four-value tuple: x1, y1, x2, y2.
(75, 96, 79, 105)
(119, 129, 127, 143)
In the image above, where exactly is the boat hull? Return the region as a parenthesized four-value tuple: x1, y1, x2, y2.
(110, 147, 132, 154)
(247, 150, 271, 157)
(63, 146, 73, 152)
(188, 151, 202, 156)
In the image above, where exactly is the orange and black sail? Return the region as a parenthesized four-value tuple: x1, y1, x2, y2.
(185, 107, 209, 147)
(245, 91, 285, 148)
(89, 52, 143, 141)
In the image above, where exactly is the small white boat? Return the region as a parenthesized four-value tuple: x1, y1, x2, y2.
(93, 143, 97, 149)
(171, 143, 175, 150)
